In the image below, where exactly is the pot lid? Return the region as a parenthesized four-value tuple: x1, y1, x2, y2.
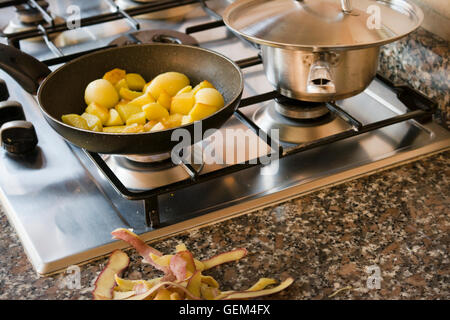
(223, 0, 423, 50)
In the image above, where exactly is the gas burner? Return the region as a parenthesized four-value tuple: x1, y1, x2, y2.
(109, 29, 198, 47)
(114, 0, 196, 20)
(105, 145, 204, 190)
(15, 0, 50, 25)
(274, 96, 330, 120)
(124, 152, 172, 164)
(3, 1, 64, 41)
(253, 101, 351, 144)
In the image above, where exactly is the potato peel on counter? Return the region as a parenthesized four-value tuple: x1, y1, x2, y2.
(92, 228, 293, 300)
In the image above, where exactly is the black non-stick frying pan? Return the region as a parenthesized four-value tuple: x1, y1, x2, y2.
(0, 43, 243, 154)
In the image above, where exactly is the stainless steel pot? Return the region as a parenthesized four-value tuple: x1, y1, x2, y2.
(223, 0, 424, 102)
(262, 45, 380, 101)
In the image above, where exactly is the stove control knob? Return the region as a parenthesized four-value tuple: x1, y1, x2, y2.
(0, 79, 9, 102)
(0, 120, 38, 154)
(0, 101, 26, 127)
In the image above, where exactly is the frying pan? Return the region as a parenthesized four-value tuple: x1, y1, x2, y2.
(0, 43, 243, 154)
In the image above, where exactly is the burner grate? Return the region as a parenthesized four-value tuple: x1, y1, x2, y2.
(0, 0, 198, 49)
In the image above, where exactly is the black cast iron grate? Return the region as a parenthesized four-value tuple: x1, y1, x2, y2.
(0, 0, 437, 227)
(0, 0, 199, 48)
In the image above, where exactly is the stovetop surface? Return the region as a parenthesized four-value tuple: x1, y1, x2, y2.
(0, 1, 449, 275)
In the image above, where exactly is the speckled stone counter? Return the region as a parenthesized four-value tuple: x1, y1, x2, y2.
(1, 26, 449, 301)
(0, 150, 448, 300)
(379, 27, 449, 129)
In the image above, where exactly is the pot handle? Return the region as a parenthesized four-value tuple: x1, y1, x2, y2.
(0, 44, 52, 95)
(306, 60, 336, 95)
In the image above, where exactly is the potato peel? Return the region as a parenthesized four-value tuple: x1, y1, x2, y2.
(217, 277, 294, 300)
(92, 249, 129, 300)
(93, 230, 293, 300)
(114, 274, 162, 292)
(186, 271, 202, 298)
(169, 253, 188, 281)
(202, 248, 248, 270)
(111, 228, 168, 274)
(124, 281, 202, 301)
(170, 250, 196, 282)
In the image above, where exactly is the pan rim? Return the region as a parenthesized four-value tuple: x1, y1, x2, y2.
(37, 43, 244, 136)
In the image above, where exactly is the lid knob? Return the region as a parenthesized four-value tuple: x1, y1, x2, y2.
(340, 0, 352, 13)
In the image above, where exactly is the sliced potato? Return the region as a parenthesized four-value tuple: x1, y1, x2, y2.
(81, 113, 102, 131)
(170, 92, 195, 115)
(115, 78, 129, 93)
(116, 103, 142, 122)
(85, 102, 110, 125)
(175, 85, 192, 96)
(142, 81, 152, 93)
(142, 102, 169, 121)
(119, 87, 143, 101)
(146, 72, 190, 99)
(188, 103, 218, 121)
(61, 114, 89, 130)
(103, 68, 126, 85)
(143, 120, 158, 132)
(103, 125, 126, 133)
(181, 115, 193, 125)
(192, 80, 214, 95)
(123, 123, 144, 133)
(116, 99, 130, 107)
(157, 90, 172, 110)
(92, 124, 102, 132)
(125, 73, 146, 91)
(105, 108, 124, 126)
(161, 113, 183, 128)
(128, 92, 155, 108)
(85, 79, 119, 109)
(195, 88, 224, 109)
(149, 122, 166, 132)
(126, 112, 146, 126)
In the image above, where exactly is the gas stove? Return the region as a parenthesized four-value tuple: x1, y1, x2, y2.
(0, 0, 449, 276)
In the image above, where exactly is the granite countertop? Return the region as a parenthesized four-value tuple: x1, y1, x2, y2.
(0, 150, 448, 300)
(0, 27, 449, 300)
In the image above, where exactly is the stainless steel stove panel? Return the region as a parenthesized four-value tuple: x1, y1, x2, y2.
(0, 1, 449, 275)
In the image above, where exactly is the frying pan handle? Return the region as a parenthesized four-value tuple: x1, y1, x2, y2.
(0, 43, 52, 95)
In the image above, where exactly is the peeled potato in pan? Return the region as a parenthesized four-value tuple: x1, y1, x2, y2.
(84, 79, 119, 109)
(63, 70, 225, 133)
(146, 72, 190, 98)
